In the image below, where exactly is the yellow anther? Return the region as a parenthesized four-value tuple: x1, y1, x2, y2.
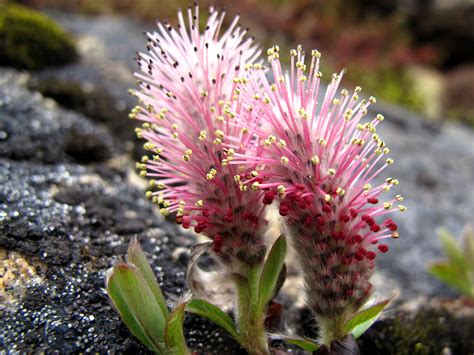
(386, 158, 394, 165)
(355, 86, 362, 93)
(152, 155, 160, 161)
(160, 208, 169, 216)
(392, 179, 399, 185)
(352, 94, 359, 101)
(318, 138, 327, 146)
(311, 155, 320, 164)
(215, 130, 225, 139)
(281, 156, 289, 164)
(278, 139, 286, 148)
(210, 106, 216, 113)
(391, 231, 400, 238)
(251, 181, 260, 190)
(311, 49, 321, 58)
(328, 168, 336, 176)
(333, 98, 341, 105)
(172, 132, 179, 139)
(183, 154, 190, 161)
(254, 93, 261, 100)
(364, 183, 372, 191)
(270, 83, 277, 91)
(250, 171, 258, 177)
(341, 89, 349, 96)
(199, 130, 207, 141)
(234, 175, 241, 182)
(277, 185, 286, 197)
(324, 194, 333, 202)
(299, 75, 307, 82)
(213, 138, 222, 145)
(396, 194, 404, 201)
(315, 71, 323, 78)
(221, 159, 228, 166)
(141, 156, 149, 163)
(290, 49, 297, 56)
(376, 114, 384, 121)
(139, 170, 147, 177)
(195, 200, 203, 207)
(145, 191, 152, 199)
(268, 135, 276, 143)
(200, 90, 208, 98)
(143, 142, 155, 151)
(375, 148, 383, 155)
(171, 123, 178, 130)
(136, 162, 146, 170)
(369, 96, 377, 104)
(156, 182, 165, 189)
(241, 127, 249, 134)
(398, 205, 407, 212)
(336, 187, 345, 196)
(383, 202, 392, 209)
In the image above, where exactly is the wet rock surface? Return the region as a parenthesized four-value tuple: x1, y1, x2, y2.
(1, 11, 474, 354)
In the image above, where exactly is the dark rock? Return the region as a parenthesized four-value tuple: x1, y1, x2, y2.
(0, 70, 117, 164)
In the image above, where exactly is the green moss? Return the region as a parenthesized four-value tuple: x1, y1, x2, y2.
(0, 4, 77, 70)
(358, 308, 474, 354)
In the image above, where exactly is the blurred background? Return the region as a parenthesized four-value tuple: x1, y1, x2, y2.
(2, 0, 474, 125)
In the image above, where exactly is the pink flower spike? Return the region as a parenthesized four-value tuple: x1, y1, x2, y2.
(131, 5, 268, 271)
(238, 45, 406, 323)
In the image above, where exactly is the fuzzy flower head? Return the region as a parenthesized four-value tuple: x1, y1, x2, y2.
(131, 5, 267, 270)
(236, 45, 405, 318)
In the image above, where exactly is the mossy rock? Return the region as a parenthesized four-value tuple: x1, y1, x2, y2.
(0, 4, 77, 70)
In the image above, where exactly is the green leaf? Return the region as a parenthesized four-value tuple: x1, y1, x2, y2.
(127, 238, 169, 317)
(343, 300, 389, 337)
(462, 225, 474, 272)
(106, 263, 166, 353)
(258, 235, 287, 311)
(428, 262, 472, 297)
(438, 228, 466, 271)
(186, 299, 239, 340)
(276, 334, 319, 351)
(164, 301, 191, 355)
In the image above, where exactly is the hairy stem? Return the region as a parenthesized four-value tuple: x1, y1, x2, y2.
(234, 266, 269, 355)
(317, 313, 349, 347)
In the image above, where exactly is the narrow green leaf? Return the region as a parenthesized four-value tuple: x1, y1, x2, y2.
(164, 301, 191, 355)
(343, 300, 389, 336)
(438, 228, 466, 271)
(106, 263, 166, 353)
(127, 238, 169, 317)
(186, 299, 239, 340)
(428, 262, 472, 297)
(462, 225, 474, 272)
(276, 335, 319, 351)
(258, 235, 287, 311)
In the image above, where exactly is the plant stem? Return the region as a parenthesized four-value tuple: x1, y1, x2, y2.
(317, 314, 347, 347)
(234, 266, 269, 355)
